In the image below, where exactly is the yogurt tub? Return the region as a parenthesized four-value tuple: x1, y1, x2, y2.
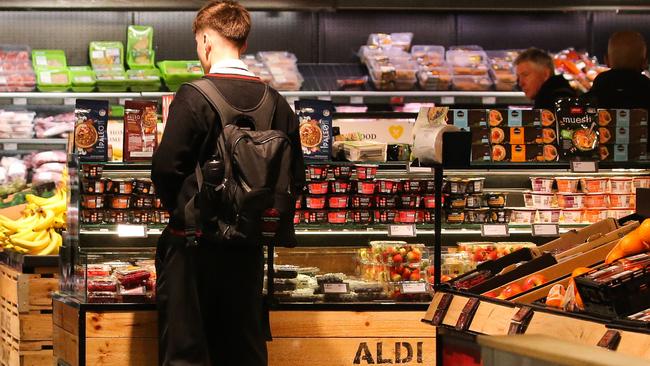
(465, 208, 489, 223)
(581, 177, 609, 193)
(330, 180, 352, 194)
(584, 193, 609, 208)
(331, 165, 353, 180)
(555, 177, 581, 194)
(608, 209, 635, 220)
(510, 208, 536, 224)
(530, 177, 555, 193)
(531, 193, 556, 208)
(305, 195, 326, 209)
(402, 180, 423, 193)
(561, 209, 583, 224)
(556, 193, 585, 209)
(523, 192, 534, 208)
(536, 209, 561, 223)
(609, 177, 634, 194)
(375, 179, 401, 194)
(634, 176, 650, 190)
(355, 180, 376, 195)
(328, 195, 349, 209)
(584, 209, 608, 223)
(609, 193, 636, 209)
(307, 181, 329, 195)
(447, 178, 469, 194)
(466, 178, 486, 193)
(356, 164, 378, 180)
(306, 165, 329, 180)
(328, 211, 348, 224)
(466, 194, 484, 208)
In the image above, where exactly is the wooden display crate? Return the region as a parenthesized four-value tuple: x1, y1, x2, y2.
(0, 329, 52, 366)
(0, 264, 58, 314)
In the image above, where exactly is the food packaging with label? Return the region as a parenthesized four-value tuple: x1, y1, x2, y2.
(295, 100, 333, 161)
(75, 99, 109, 162)
(127, 25, 155, 69)
(123, 100, 158, 162)
(556, 98, 599, 160)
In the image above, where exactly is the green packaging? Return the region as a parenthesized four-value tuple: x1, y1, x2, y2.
(89, 41, 124, 71)
(157, 60, 204, 89)
(127, 68, 161, 92)
(36, 68, 71, 92)
(95, 69, 128, 92)
(127, 25, 155, 69)
(70, 67, 96, 92)
(32, 50, 67, 70)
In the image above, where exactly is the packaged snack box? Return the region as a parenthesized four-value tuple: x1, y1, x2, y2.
(75, 99, 109, 162)
(123, 100, 158, 162)
(295, 99, 333, 161)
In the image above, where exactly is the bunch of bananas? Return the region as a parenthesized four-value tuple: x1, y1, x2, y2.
(0, 188, 66, 256)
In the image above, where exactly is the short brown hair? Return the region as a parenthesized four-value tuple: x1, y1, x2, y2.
(193, 1, 251, 48)
(515, 48, 555, 74)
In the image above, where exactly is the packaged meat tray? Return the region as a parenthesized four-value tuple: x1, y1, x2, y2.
(32, 49, 67, 70)
(69, 66, 96, 92)
(0, 110, 35, 138)
(0, 70, 36, 92)
(114, 268, 151, 289)
(36, 68, 70, 92)
(367, 32, 413, 51)
(0, 60, 32, 72)
(95, 69, 128, 92)
(257, 51, 298, 65)
(157, 60, 204, 91)
(127, 68, 162, 92)
(87, 291, 118, 304)
(452, 75, 492, 91)
(0, 45, 30, 62)
(447, 49, 489, 74)
(89, 41, 124, 71)
(88, 277, 118, 292)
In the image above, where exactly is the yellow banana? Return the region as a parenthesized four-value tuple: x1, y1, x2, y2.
(0, 215, 19, 232)
(10, 229, 38, 241)
(33, 209, 55, 231)
(10, 230, 50, 250)
(25, 193, 54, 206)
(36, 229, 61, 256)
(13, 214, 40, 232)
(40, 199, 66, 215)
(53, 213, 66, 229)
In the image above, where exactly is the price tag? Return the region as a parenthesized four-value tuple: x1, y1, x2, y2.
(323, 283, 349, 294)
(571, 160, 598, 173)
(441, 96, 455, 105)
(389, 96, 405, 105)
(64, 98, 76, 106)
(532, 224, 559, 237)
(482, 96, 497, 105)
(3, 143, 17, 151)
(401, 282, 427, 294)
(349, 96, 364, 104)
(40, 71, 52, 84)
(12, 98, 27, 105)
(388, 224, 417, 237)
(481, 224, 510, 237)
(317, 95, 332, 101)
(117, 224, 147, 238)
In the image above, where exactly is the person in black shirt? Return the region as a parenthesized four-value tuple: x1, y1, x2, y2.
(515, 48, 576, 109)
(151, 1, 304, 365)
(584, 31, 650, 113)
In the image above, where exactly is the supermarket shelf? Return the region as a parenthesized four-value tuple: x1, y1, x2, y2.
(0, 138, 67, 145)
(0, 92, 140, 99)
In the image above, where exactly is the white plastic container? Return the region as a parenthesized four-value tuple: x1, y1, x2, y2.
(530, 177, 554, 193)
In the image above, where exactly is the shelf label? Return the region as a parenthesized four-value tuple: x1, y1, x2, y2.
(388, 224, 417, 237)
(323, 283, 349, 294)
(571, 160, 598, 173)
(317, 95, 332, 101)
(482, 96, 497, 105)
(441, 96, 455, 105)
(3, 143, 17, 151)
(481, 224, 510, 237)
(349, 96, 363, 104)
(64, 97, 76, 105)
(12, 98, 27, 105)
(401, 282, 427, 294)
(532, 224, 559, 237)
(116, 224, 147, 238)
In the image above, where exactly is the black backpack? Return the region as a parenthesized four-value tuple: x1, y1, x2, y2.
(183, 78, 297, 247)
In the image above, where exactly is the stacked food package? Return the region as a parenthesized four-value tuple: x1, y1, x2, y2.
(297, 164, 437, 226)
(360, 33, 417, 91)
(0, 157, 27, 196)
(0, 45, 35, 92)
(411, 45, 452, 90)
(28, 150, 67, 186)
(523, 176, 646, 224)
(79, 165, 168, 226)
(443, 177, 509, 224)
(0, 110, 35, 138)
(33, 49, 71, 92)
(91, 41, 128, 92)
(157, 60, 203, 92)
(78, 258, 155, 303)
(553, 48, 608, 93)
(447, 45, 493, 91)
(257, 51, 304, 91)
(487, 50, 519, 91)
(597, 109, 649, 162)
(241, 54, 273, 83)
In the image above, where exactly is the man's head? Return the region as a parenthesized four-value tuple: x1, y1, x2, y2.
(515, 48, 555, 100)
(606, 31, 648, 71)
(193, 0, 251, 71)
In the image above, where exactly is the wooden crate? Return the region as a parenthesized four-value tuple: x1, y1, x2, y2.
(1, 297, 52, 342)
(0, 329, 52, 366)
(0, 264, 58, 314)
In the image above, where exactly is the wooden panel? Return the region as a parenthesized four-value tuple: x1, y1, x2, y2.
(442, 295, 469, 327)
(525, 311, 607, 346)
(0, 331, 52, 366)
(268, 338, 435, 366)
(6, 311, 52, 342)
(615, 331, 650, 360)
(423, 292, 444, 322)
(86, 311, 158, 338)
(52, 325, 79, 366)
(86, 338, 158, 366)
(469, 301, 518, 335)
(53, 299, 78, 335)
(270, 311, 433, 338)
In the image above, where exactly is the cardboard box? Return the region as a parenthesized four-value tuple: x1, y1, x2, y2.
(485, 238, 620, 299)
(598, 125, 648, 144)
(487, 109, 553, 127)
(599, 143, 649, 162)
(600, 109, 648, 127)
(471, 143, 492, 162)
(489, 127, 557, 145)
(491, 144, 559, 162)
(447, 109, 487, 128)
(538, 218, 619, 254)
(471, 127, 490, 145)
(554, 221, 638, 260)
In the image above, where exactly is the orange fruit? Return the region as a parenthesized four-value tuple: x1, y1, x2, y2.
(571, 267, 591, 278)
(619, 229, 645, 256)
(569, 278, 584, 310)
(545, 284, 565, 308)
(638, 219, 650, 245)
(605, 246, 625, 265)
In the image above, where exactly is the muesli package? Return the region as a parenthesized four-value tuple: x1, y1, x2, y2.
(123, 100, 158, 162)
(555, 97, 599, 160)
(74, 99, 109, 162)
(295, 100, 333, 161)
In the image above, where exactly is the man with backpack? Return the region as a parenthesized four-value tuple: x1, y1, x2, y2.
(151, 1, 305, 365)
